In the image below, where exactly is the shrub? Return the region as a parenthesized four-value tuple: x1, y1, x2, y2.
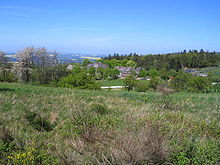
(6, 141, 58, 165)
(149, 68, 160, 78)
(188, 76, 212, 92)
(210, 75, 220, 82)
(59, 72, 100, 90)
(135, 81, 148, 92)
(171, 139, 220, 164)
(157, 84, 174, 95)
(95, 72, 102, 80)
(70, 107, 101, 136)
(87, 66, 96, 77)
(123, 75, 137, 91)
(70, 104, 119, 140)
(95, 67, 104, 80)
(0, 127, 14, 144)
(103, 67, 111, 80)
(25, 111, 56, 132)
(90, 103, 109, 115)
(107, 123, 167, 164)
(0, 126, 16, 163)
(171, 71, 192, 91)
(168, 69, 177, 77)
(156, 84, 175, 109)
(210, 84, 220, 92)
(159, 68, 169, 80)
(148, 76, 162, 90)
(138, 69, 148, 78)
(31, 65, 69, 84)
(0, 70, 17, 82)
(110, 68, 120, 80)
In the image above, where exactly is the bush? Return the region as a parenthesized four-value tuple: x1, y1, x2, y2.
(148, 76, 162, 90)
(70, 108, 103, 138)
(159, 68, 169, 80)
(135, 81, 148, 92)
(208, 75, 220, 83)
(157, 84, 174, 95)
(123, 75, 137, 91)
(59, 72, 100, 90)
(171, 71, 192, 91)
(0, 70, 17, 82)
(171, 139, 220, 164)
(171, 71, 212, 92)
(138, 69, 148, 78)
(110, 68, 120, 80)
(0, 127, 16, 163)
(188, 76, 211, 92)
(90, 103, 109, 115)
(6, 141, 58, 165)
(210, 84, 220, 92)
(106, 123, 167, 164)
(25, 111, 56, 132)
(149, 68, 160, 78)
(31, 65, 69, 84)
(0, 127, 14, 144)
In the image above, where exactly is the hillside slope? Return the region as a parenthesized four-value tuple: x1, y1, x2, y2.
(0, 83, 220, 164)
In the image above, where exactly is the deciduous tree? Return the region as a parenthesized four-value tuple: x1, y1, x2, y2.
(123, 75, 137, 91)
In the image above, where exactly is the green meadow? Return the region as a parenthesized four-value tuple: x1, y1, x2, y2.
(0, 83, 220, 164)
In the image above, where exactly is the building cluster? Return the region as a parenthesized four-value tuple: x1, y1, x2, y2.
(67, 62, 144, 78)
(67, 62, 209, 79)
(87, 62, 144, 78)
(114, 66, 143, 78)
(184, 68, 208, 77)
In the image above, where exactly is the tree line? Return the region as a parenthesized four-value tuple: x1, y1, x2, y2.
(103, 49, 220, 70)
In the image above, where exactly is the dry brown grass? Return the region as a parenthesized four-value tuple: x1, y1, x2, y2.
(49, 112, 58, 124)
(57, 121, 167, 165)
(157, 84, 175, 95)
(0, 126, 14, 144)
(108, 123, 167, 165)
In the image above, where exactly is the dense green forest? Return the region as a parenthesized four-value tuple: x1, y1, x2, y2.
(102, 50, 220, 70)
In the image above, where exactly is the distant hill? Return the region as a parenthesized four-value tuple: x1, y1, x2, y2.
(5, 53, 106, 64)
(58, 54, 105, 64)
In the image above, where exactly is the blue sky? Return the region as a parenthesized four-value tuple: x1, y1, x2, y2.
(0, 0, 220, 54)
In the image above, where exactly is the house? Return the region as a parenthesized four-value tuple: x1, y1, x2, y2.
(135, 67, 144, 75)
(115, 66, 133, 78)
(199, 73, 208, 77)
(115, 66, 144, 78)
(67, 64, 74, 70)
(87, 62, 109, 68)
(184, 68, 208, 77)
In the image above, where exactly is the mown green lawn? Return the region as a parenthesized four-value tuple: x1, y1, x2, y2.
(198, 67, 220, 76)
(0, 83, 220, 164)
(97, 79, 124, 86)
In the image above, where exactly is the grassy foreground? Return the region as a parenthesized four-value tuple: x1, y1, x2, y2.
(0, 83, 220, 164)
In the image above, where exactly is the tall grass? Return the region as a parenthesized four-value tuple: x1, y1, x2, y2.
(0, 83, 219, 164)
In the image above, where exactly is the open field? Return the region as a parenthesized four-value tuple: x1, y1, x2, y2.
(98, 79, 125, 86)
(0, 83, 220, 164)
(198, 67, 220, 76)
(98, 79, 149, 87)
